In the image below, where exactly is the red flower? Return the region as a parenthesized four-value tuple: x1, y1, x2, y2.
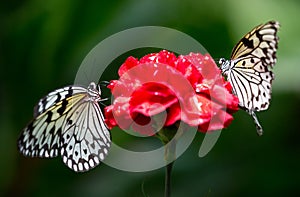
(104, 50, 239, 136)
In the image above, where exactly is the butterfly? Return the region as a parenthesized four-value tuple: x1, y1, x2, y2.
(219, 21, 280, 136)
(18, 82, 111, 172)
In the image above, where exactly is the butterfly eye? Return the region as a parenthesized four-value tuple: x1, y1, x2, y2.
(219, 58, 226, 65)
(88, 82, 97, 90)
(219, 58, 230, 74)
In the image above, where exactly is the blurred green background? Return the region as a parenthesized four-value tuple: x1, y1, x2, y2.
(1, 0, 300, 196)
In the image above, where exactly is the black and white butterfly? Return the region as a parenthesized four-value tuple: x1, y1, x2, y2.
(219, 21, 280, 135)
(18, 82, 111, 172)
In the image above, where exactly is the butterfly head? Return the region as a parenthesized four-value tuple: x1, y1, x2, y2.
(219, 58, 230, 76)
(87, 82, 102, 102)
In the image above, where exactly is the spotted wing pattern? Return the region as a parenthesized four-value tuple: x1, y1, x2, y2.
(18, 82, 111, 172)
(219, 21, 280, 135)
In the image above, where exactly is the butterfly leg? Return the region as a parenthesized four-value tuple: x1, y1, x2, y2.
(248, 110, 263, 136)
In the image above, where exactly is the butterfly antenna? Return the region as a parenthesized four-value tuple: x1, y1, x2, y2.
(248, 110, 263, 136)
(99, 80, 110, 87)
(98, 81, 111, 107)
(213, 57, 221, 62)
(213, 58, 221, 65)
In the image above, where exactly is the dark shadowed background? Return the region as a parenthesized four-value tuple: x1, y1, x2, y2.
(1, 0, 300, 196)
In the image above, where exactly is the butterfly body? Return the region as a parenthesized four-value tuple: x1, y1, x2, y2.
(219, 58, 233, 76)
(18, 82, 111, 172)
(219, 21, 280, 135)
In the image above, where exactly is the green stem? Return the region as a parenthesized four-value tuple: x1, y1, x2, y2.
(164, 135, 176, 197)
(156, 126, 180, 197)
(165, 161, 174, 197)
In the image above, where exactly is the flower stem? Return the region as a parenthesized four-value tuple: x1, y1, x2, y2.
(164, 136, 176, 197)
(165, 161, 174, 197)
(156, 127, 178, 197)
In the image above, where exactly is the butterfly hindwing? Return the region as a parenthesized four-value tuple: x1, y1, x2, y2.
(60, 97, 111, 172)
(229, 56, 274, 111)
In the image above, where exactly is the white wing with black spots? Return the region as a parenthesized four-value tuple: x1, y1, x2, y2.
(60, 98, 110, 172)
(219, 21, 280, 135)
(18, 82, 111, 172)
(34, 86, 87, 117)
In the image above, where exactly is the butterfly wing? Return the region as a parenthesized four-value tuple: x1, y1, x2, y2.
(60, 96, 111, 172)
(34, 86, 87, 117)
(18, 89, 87, 158)
(18, 83, 111, 172)
(230, 21, 279, 67)
(228, 21, 279, 111)
(228, 56, 274, 111)
(220, 21, 280, 135)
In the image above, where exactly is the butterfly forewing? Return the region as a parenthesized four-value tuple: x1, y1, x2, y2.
(18, 94, 85, 158)
(18, 82, 111, 172)
(34, 86, 87, 117)
(230, 21, 279, 67)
